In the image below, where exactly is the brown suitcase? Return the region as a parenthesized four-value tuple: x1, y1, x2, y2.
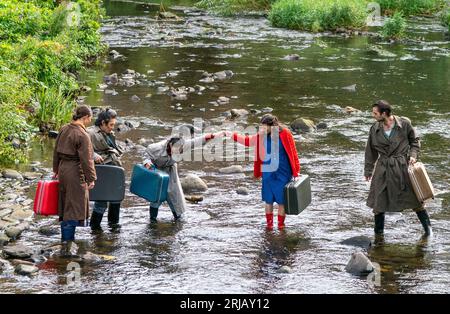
(408, 162, 435, 202)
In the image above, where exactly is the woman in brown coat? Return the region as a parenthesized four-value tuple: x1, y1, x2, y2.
(53, 105, 97, 244)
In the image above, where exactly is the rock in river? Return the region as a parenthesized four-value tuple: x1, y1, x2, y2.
(3, 244, 34, 259)
(1, 169, 23, 180)
(290, 118, 316, 133)
(180, 174, 208, 193)
(15, 264, 39, 276)
(219, 165, 244, 174)
(345, 251, 375, 275)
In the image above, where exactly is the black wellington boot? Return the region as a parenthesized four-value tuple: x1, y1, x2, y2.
(90, 211, 104, 232)
(150, 207, 159, 223)
(374, 213, 385, 235)
(416, 210, 432, 236)
(108, 203, 121, 228)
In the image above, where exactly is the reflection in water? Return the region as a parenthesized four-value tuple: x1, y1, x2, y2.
(252, 230, 311, 291)
(369, 240, 432, 294)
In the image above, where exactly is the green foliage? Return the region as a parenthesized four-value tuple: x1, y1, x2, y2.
(441, 5, 450, 32)
(33, 86, 76, 132)
(196, 0, 273, 15)
(0, 0, 106, 166)
(268, 0, 367, 32)
(0, 0, 51, 42)
(382, 11, 407, 39)
(376, 0, 445, 16)
(0, 103, 35, 165)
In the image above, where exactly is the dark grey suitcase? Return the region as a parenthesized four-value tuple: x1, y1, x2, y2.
(89, 164, 126, 202)
(284, 175, 311, 215)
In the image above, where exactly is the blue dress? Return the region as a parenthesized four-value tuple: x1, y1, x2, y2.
(261, 134, 292, 205)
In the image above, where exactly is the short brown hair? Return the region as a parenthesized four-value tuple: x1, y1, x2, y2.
(373, 100, 392, 116)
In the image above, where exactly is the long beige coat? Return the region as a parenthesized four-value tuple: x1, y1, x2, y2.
(364, 115, 422, 213)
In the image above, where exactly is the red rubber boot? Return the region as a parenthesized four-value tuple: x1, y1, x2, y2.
(278, 215, 286, 230)
(265, 213, 274, 230)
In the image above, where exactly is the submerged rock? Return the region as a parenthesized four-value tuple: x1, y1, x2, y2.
(230, 109, 249, 119)
(0, 233, 10, 246)
(342, 84, 357, 92)
(316, 122, 328, 130)
(38, 225, 60, 236)
(283, 54, 300, 61)
(23, 172, 42, 180)
(219, 165, 244, 174)
(344, 106, 361, 114)
(278, 266, 293, 273)
(345, 251, 374, 275)
(131, 95, 141, 102)
(185, 195, 204, 203)
(236, 187, 249, 195)
(341, 236, 372, 250)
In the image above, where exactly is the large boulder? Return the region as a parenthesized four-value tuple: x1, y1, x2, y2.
(290, 118, 316, 133)
(345, 251, 375, 275)
(180, 174, 208, 193)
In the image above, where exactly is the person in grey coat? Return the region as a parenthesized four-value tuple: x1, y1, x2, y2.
(87, 108, 124, 231)
(143, 130, 223, 222)
(364, 100, 432, 237)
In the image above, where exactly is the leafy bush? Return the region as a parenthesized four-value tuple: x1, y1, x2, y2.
(268, 0, 367, 32)
(0, 0, 51, 42)
(382, 11, 407, 39)
(376, 0, 445, 16)
(0, 0, 106, 166)
(0, 103, 35, 165)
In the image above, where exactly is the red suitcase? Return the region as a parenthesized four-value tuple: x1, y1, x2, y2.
(33, 180, 59, 216)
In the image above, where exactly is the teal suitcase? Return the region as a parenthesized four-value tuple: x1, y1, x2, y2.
(130, 164, 169, 202)
(284, 175, 311, 215)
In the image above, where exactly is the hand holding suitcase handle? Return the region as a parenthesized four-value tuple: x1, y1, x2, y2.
(144, 162, 156, 170)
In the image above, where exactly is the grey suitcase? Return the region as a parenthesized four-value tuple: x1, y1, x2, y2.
(284, 175, 311, 215)
(89, 164, 126, 202)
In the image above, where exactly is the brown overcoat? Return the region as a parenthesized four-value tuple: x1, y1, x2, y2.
(364, 115, 422, 213)
(53, 123, 96, 222)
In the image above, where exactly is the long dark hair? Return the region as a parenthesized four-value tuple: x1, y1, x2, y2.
(95, 108, 118, 127)
(260, 114, 287, 131)
(72, 105, 92, 121)
(167, 136, 184, 155)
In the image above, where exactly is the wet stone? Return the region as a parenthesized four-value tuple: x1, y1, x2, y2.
(236, 187, 249, 195)
(2, 170, 23, 180)
(3, 244, 35, 259)
(341, 236, 372, 250)
(15, 264, 39, 276)
(181, 174, 208, 193)
(345, 251, 374, 275)
(219, 165, 244, 174)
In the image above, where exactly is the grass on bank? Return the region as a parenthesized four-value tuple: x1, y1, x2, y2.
(0, 0, 106, 166)
(197, 0, 447, 32)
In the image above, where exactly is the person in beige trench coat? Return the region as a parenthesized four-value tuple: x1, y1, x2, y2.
(364, 100, 432, 237)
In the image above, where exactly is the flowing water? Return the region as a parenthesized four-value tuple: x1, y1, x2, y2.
(1, 0, 449, 293)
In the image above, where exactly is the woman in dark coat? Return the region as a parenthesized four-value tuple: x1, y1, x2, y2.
(87, 108, 124, 231)
(53, 105, 96, 245)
